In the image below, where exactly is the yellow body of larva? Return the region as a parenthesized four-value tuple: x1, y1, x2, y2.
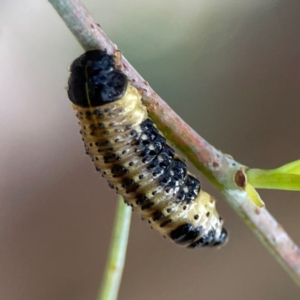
(68, 50, 228, 248)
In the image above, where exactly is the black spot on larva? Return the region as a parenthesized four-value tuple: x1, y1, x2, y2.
(138, 121, 163, 148)
(152, 211, 164, 222)
(188, 229, 218, 248)
(184, 176, 201, 203)
(122, 179, 139, 194)
(93, 112, 104, 119)
(108, 183, 115, 189)
(176, 192, 186, 202)
(89, 124, 97, 130)
(140, 118, 154, 131)
(103, 153, 121, 163)
(170, 224, 190, 242)
(148, 145, 174, 175)
(136, 194, 149, 206)
(141, 201, 154, 211)
(111, 165, 128, 177)
(170, 224, 202, 245)
(141, 153, 156, 164)
(164, 186, 173, 194)
(158, 159, 186, 190)
(139, 140, 164, 160)
(95, 139, 111, 147)
(130, 129, 137, 136)
(158, 175, 170, 186)
(69, 50, 228, 250)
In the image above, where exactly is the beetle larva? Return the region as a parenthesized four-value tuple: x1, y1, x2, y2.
(67, 50, 228, 248)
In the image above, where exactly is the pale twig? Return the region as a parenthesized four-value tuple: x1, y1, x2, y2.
(49, 0, 300, 287)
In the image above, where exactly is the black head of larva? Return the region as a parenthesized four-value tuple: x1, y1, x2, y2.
(68, 50, 128, 108)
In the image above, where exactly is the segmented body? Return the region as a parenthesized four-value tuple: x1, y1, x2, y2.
(67, 50, 228, 248)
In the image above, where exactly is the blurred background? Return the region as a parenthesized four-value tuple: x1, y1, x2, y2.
(1, 0, 300, 299)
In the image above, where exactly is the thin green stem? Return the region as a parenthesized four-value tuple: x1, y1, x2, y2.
(98, 197, 132, 300)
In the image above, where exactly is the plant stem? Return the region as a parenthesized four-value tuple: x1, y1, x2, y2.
(98, 197, 131, 300)
(49, 0, 300, 287)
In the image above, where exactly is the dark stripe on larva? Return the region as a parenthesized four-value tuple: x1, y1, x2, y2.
(67, 50, 228, 248)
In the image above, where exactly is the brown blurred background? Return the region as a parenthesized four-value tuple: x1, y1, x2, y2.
(1, 0, 300, 299)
